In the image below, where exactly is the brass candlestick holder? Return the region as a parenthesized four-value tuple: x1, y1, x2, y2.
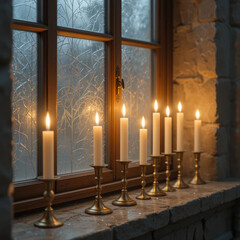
(112, 160, 137, 206)
(173, 151, 189, 189)
(147, 155, 166, 197)
(34, 177, 63, 228)
(85, 164, 112, 215)
(136, 163, 151, 200)
(190, 152, 206, 185)
(162, 153, 176, 192)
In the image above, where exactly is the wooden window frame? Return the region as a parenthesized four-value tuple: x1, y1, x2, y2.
(12, 0, 174, 214)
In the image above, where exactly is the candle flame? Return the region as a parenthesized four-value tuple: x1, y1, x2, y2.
(166, 106, 170, 117)
(196, 109, 200, 119)
(95, 112, 99, 125)
(122, 104, 126, 117)
(46, 112, 50, 130)
(178, 102, 182, 112)
(142, 116, 145, 128)
(154, 100, 158, 112)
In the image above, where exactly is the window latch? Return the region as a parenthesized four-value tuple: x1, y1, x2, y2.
(116, 66, 124, 96)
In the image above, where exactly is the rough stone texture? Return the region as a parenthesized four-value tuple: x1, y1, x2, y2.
(173, 0, 236, 180)
(12, 180, 240, 240)
(0, 0, 12, 240)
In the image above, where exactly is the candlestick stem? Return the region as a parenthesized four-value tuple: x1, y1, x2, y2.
(85, 164, 112, 215)
(147, 156, 166, 197)
(136, 164, 151, 200)
(190, 152, 206, 185)
(112, 161, 137, 206)
(173, 152, 189, 189)
(34, 177, 63, 228)
(162, 153, 176, 192)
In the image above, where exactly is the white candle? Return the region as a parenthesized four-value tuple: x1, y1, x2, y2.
(43, 112, 54, 179)
(194, 110, 201, 152)
(93, 112, 103, 165)
(120, 104, 128, 161)
(177, 102, 184, 151)
(164, 106, 172, 154)
(140, 117, 147, 165)
(153, 100, 160, 155)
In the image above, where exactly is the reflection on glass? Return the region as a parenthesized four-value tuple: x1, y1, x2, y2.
(122, 0, 151, 41)
(122, 45, 152, 162)
(12, 30, 38, 182)
(58, 0, 105, 33)
(57, 36, 105, 174)
(13, 0, 37, 22)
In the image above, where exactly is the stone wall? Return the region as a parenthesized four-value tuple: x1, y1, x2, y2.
(173, 0, 235, 180)
(0, 0, 12, 239)
(230, 0, 240, 177)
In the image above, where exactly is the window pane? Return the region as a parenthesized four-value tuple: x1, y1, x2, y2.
(13, 0, 37, 22)
(122, 0, 151, 41)
(57, 0, 105, 33)
(12, 31, 38, 182)
(57, 37, 105, 174)
(122, 45, 152, 161)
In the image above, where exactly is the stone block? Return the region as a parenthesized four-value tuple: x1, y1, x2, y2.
(198, 0, 217, 22)
(179, 1, 196, 25)
(204, 208, 232, 240)
(170, 198, 201, 223)
(231, 0, 240, 27)
(223, 185, 239, 202)
(187, 221, 204, 240)
(200, 191, 224, 212)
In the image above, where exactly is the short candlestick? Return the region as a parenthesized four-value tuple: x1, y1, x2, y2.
(190, 152, 206, 185)
(147, 155, 166, 197)
(34, 177, 63, 228)
(85, 164, 112, 215)
(136, 164, 151, 200)
(162, 153, 176, 192)
(112, 160, 137, 206)
(173, 151, 189, 189)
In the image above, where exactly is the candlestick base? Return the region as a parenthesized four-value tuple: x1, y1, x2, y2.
(112, 161, 137, 206)
(190, 152, 206, 185)
(162, 153, 176, 192)
(34, 177, 63, 228)
(147, 155, 166, 197)
(85, 164, 112, 215)
(173, 151, 189, 189)
(136, 164, 151, 200)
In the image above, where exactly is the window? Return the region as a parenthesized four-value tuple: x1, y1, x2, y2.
(12, 0, 173, 213)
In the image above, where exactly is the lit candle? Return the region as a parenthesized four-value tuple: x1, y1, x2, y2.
(164, 106, 172, 154)
(153, 100, 160, 155)
(43, 112, 54, 179)
(120, 104, 128, 161)
(194, 110, 201, 152)
(176, 102, 184, 151)
(93, 112, 103, 165)
(140, 117, 147, 165)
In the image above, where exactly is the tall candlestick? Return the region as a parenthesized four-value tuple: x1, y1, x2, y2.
(93, 112, 103, 165)
(164, 106, 172, 154)
(120, 104, 128, 161)
(140, 117, 147, 165)
(194, 110, 201, 152)
(153, 100, 160, 155)
(177, 102, 184, 151)
(43, 112, 54, 179)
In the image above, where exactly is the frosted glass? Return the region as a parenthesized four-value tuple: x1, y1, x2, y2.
(122, 45, 152, 162)
(12, 31, 38, 182)
(58, 0, 105, 33)
(13, 0, 37, 22)
(122, 0, 151, 41)
(57, 37, 105, 174)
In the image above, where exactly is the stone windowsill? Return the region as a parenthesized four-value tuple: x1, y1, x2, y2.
(13, 179, 240, 240)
